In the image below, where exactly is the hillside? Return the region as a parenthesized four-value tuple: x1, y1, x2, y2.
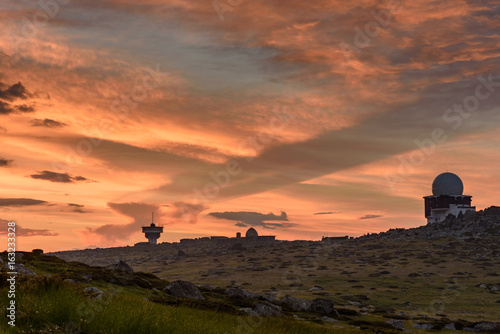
(1, 208, 499, 333)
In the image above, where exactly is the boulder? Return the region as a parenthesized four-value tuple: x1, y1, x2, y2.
(84, 287, 103, 298)
(106, 260, 134, 274)
(308, 298, 336, 315)
(239, 308, 259, 317)
(474, 322, 498, 331)
(225, 287, 246, 298)
(386, 320, 405, 330)
(254, 302, 282, 317)
(164, 281, 205, 300)
(12, 264, 36, 276)
(281, 295, 312, 312)
(206, 268, 225, 275)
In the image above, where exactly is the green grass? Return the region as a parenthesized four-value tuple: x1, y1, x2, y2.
(0, 274, 361, 334)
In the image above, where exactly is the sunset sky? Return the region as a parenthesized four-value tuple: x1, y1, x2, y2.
(1, 0, 499, 252)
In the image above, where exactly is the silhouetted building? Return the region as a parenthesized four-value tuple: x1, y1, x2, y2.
(141, 213, 163, 245)
(424, 172, 476, 224)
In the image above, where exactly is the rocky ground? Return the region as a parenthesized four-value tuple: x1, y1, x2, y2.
(48, 207, 500, 332)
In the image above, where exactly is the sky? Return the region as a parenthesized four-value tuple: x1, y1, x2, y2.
(0, 0, 499, 252)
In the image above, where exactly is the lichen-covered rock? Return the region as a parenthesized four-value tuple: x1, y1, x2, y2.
(106, 260, 133, 274)
(308, 298, 336, 315)
(254, 302, 282, 317)
(164, 281, 205, 300)
(281, 295, 311, 312)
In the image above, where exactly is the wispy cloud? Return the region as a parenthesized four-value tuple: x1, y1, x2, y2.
(0, 198, 47, 207)
(31, 118, 67, 128)
(358, 214, 383, 220)
(0, 219, 58, 237)
(209, 211, 294, 229)
(30, 171, 93, 183)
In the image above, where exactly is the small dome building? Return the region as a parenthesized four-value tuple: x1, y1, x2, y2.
(245, 227, 258, 238)
(424, 172, 475, 224)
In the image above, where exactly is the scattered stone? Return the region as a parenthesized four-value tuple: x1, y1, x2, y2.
(254, 302, 282, 317)
(164, 281, 205, 300)
(322, 316, 338, 322)
(281, 295, 312, 312)
(309, 286, 324, 291)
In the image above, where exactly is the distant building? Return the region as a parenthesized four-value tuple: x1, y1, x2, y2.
(424, 172, 476, 224)
(141, 213, 163, 245)
(321, 236, 349, 243)
(179, 227, 276, 245)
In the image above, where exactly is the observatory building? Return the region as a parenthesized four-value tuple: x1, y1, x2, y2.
(142, 214, 163, 245)
(423, 172, 476, 224)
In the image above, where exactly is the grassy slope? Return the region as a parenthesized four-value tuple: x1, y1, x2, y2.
(0, 252, 368, 334)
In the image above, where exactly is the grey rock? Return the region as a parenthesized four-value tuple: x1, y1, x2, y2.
(15, 252, 24, 259)
(474, 322, 497, 331)
(262, 293, 276, 302)
(387, 320, 405, 330)
(463, 327, 480, 332)
(84, 287, 103, 297)
(64, 279, 78, 284)
(198, 284, 214, 291)
(309, 298, 336, 315)
(164, 281, 205, 300)
(281, 295, 312, 312)
(206, 268, 225, 275)
(106, 260, 133, 274)
(322, 316, 338, 322)
(309, 285, 324, 291)
(413, 323, 433, 330)
(225, 287, 246, 297)
(254, 302, 282, 317)
(10, 264, 36, 276)
(444, 323, 455, 330)
(239, 308, 259, 317)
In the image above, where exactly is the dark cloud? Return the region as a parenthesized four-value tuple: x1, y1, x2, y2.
(314, 211, 341, 215)
(358, 214, 383, 220)
(209, 211, 294, 229)
(0, 158, 13, 167)
(0, 82, 35, 114)
(16, 104, 35, 113)
(0, 219, 58, 237)
(172, 201, 209, 224)
(0, 82, 30, 101)
(0, 101, 13, 114)
(83, 202, 168, 242)
(68, 203, 90, 213)
(32, 118, 67, 128)
(0, 198, 47, 207)
(30, 171, 93, 183)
